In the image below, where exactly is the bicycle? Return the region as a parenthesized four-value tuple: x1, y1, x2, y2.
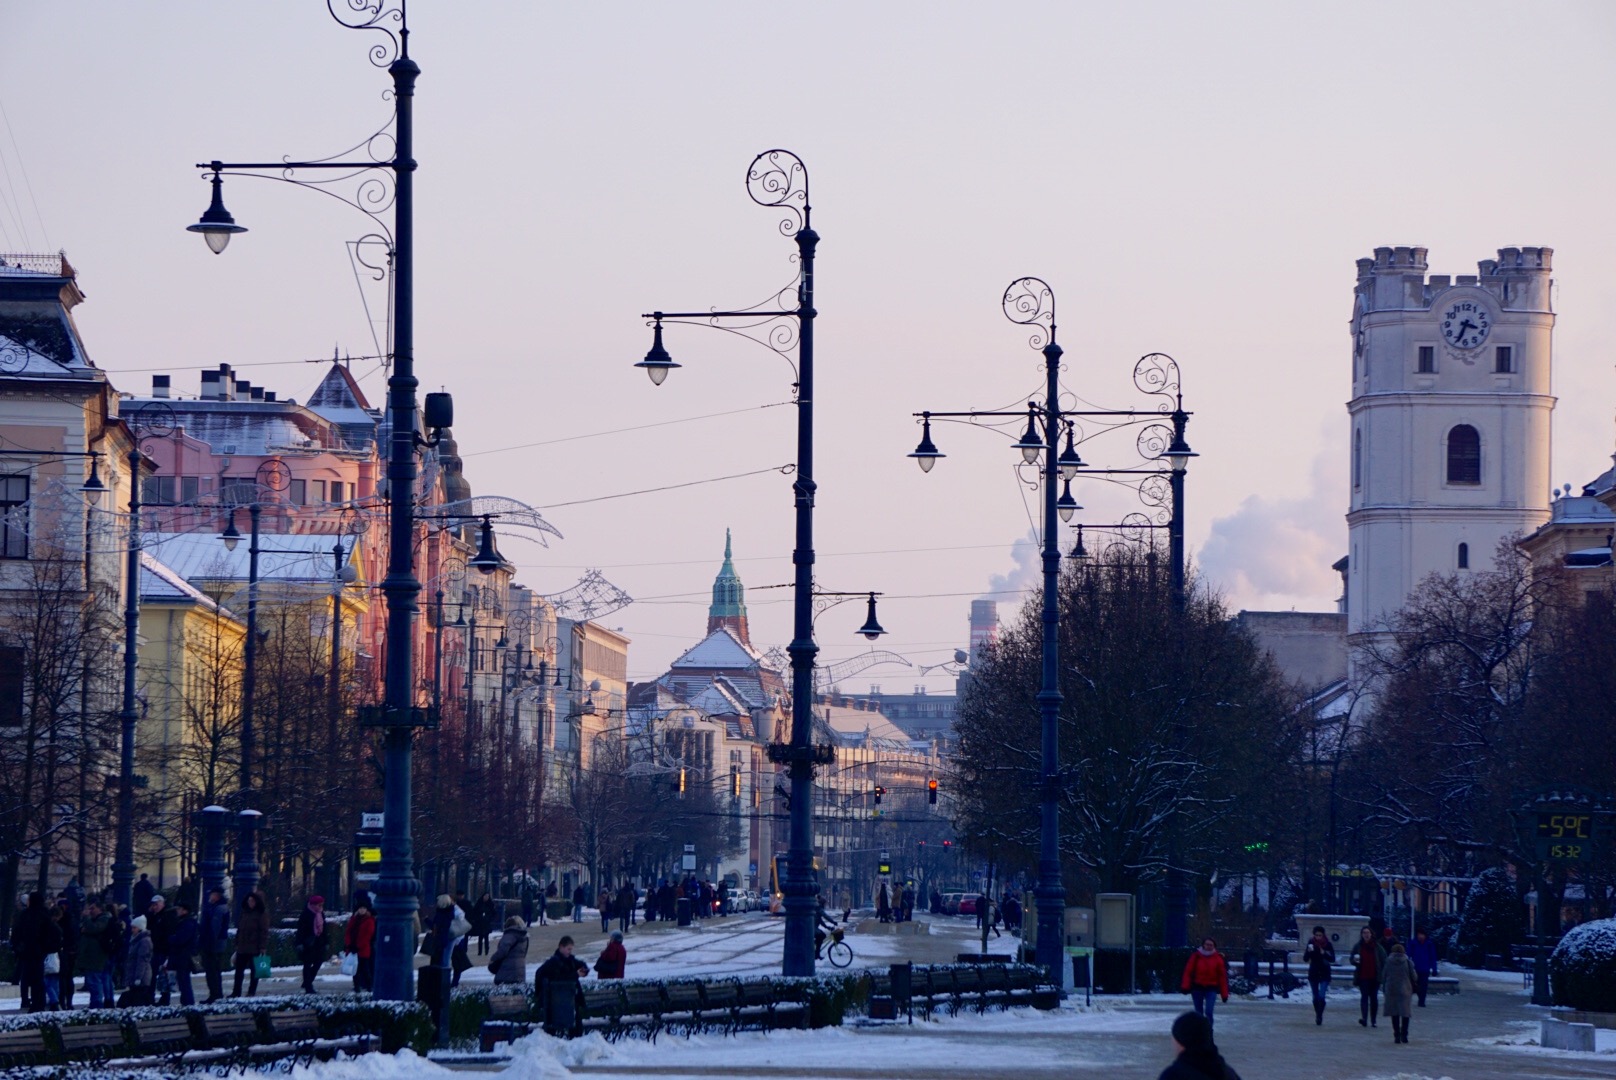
(825, 926, 853, 968)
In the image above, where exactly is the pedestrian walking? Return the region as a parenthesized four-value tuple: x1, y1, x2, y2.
(571, 884, 585, 922)
(1180, 937, 1231, 1032)
(876, 882, 891, 923)
(54, 899, 78, 1010)
(446, 897, 473, 988)
(199, 887, 231, 1003)
(119, 916, 154, 1007)
(232, 892, 270, 998)
(1350, 925, 1386, 1028)
(594, 930, 627, 979)
(1380, 943, 1416, 1044)
(345, 901, 377, 992)
(489, 916, 530, 985)
(296, 895, 328, 994)
(1303, 925, 1335, 1026)
(472, 892, 496, 956)
(616, 885, 634, 934)
(78, 901, 116, 1009)
(10, 891, 55, 1012)
(1408, 929, 1438, 1007)
(1158, 1011, 1242, 1080)
(41, 904, 67, 1009)
(165, 900, 199, 1006)
(131, 875, 155, 919)
(534, 934, 589, 1025)
(598, 885, 613, 933)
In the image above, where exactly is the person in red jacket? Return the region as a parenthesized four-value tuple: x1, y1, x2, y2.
(344, 902, 377, 993)
(593, 930, 627, 979)
(1180, 937, 1230, 1031)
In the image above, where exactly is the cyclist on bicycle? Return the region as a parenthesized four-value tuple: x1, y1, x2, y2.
(813, 895, 839, 959)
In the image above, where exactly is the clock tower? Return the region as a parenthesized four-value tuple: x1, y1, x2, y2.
(1346, 246, 1555, 664)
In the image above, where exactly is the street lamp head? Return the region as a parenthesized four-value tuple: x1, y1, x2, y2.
(909, 416, 944, 473)
(635, 319, 679, 386)
(1164, 430, 1197, 474)
(856, 592, 885, 641)
(81, 456, 106, 506)
(1056, 480, 1081, 523)
(1067, 524, 1090, 562)
(220, 515, 242, 552)
(1057, 426, 1083, 481)
(1014, 406, 1043, 465)
(186, 168, 248, 254)
(468, 515, 501, 575)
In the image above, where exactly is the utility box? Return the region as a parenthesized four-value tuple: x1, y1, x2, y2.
(1065, 907, 1094, 949)
(1095, 894, 1134, 949)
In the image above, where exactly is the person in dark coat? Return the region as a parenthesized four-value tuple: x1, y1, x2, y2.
(54, 898, 79, 1010)
(489, 916, 530, 985)
(120, 915, 154, 1006)
(594, 930, 627, 979)
(78, 901, 116, 1009)
(144, 896, 177, 1005)
(1350, 925, 1386, 1028)
(165, 901, 200, 1006)
(232, 891, 270, 997)
(471, 892, 496, 956)
(571, 884, 586, 922)
(131, 875, 155, 919)
(198, 888, 231, 1003)
(1408, 928, 1438, 1007)
(1303, 925, 1336, 1025)
(9, 892, 55, 1012)
(1380, 943, 1416, 1043)
(534, 935, 590, 1024)
(1158, 1011, 1241, 1080)
(296, 895, 328, 994)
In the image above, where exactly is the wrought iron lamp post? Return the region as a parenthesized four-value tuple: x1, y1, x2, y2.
(633, 149, 844, 975)
(184, 1, 452, 1002)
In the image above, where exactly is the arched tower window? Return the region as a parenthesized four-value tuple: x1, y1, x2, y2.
(1457, 542, 1469, 569)
(1446, 425, 1481, 485)
(1353, 429, 1362, 490)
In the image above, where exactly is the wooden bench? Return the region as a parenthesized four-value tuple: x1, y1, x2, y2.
(479, 991, 535, 1051)
(702, 980, 742, 1031)
(197, 1011, 263, 1055)
(662, 982, 705, 1034)
(263, 1008, 373, 1062)
(55, 1022, 128, 1062)
(131, 1016, 195, 1058)
(620, 983, 666, 1024)
(0, 1028, 50, 1068)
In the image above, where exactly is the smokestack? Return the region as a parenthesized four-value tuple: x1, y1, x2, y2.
(151, 375, 171, 399)
(969, 600, 999, 659)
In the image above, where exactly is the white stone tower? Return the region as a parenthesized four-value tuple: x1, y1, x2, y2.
(1346, 246, 1555, 656)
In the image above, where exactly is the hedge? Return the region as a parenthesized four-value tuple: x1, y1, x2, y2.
(1549, 918, 1616, 1013)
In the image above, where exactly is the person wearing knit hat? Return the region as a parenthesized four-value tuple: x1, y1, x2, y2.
(121, 915, 155, 1006)
(131, 915, 147, 930)
(1158, 1011, 1242, 1080)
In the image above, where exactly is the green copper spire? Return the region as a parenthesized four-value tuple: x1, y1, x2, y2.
(709, 528, 746, 619)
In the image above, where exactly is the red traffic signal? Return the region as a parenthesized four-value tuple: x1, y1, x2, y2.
(927, 778, 938, 804)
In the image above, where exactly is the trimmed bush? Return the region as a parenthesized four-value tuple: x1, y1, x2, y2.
(1550, 918, 1616, 1013)
(1453, 868, 1524, 969)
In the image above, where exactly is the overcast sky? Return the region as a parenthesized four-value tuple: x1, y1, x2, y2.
(3, 1, 1613, 690)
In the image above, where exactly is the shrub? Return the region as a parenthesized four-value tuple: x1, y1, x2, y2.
(1453, 868, 1524, 968)
(1550, 919, 1616, 1013)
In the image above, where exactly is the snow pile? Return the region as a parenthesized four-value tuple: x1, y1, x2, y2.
(240, 1049, 453, 1080)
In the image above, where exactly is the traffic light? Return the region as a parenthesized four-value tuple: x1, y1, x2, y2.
(873, 786, 885, 805)
(942, 839, 952, 852)
(927, 778, 938, 804)
(678, 766, 687, 797)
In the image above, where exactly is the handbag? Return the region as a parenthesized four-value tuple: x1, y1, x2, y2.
(253, 953, 272, 979)
(340, 952, 359, 977)
(43, 952, 60, 975)
(449, 914, 472, 939)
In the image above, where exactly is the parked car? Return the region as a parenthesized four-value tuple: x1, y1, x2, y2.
(957, 894, 979, 917)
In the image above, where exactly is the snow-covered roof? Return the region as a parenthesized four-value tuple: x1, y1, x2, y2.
(669, 627, 764, 671)
(145, 531, 354, 584)
(140, 551, 239, 620)
(119, 399, 348, 457)
(306, 364, 378, 449)
(818, 703, 912, 746)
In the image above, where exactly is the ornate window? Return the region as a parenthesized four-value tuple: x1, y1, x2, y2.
(1446, 425, 1481, 485)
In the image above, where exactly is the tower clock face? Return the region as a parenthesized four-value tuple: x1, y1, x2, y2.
(1439, 299, 1492, 350)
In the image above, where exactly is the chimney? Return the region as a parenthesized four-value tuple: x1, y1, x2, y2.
(250, 386, 264, 401)
(235, 379, 252, 400)
(969, 599, 999, 657)
(151, 375, 171, 399)
(200, 370, 221, 399)
(263, 391, 277, 402)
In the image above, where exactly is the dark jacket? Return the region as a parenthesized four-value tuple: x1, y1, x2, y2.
(132, 878, 155, 916)
(124, 928, 154, 988)
(200, 899, 231, 955)
(10, 899, 56, 961)
(166, 914, 200, 973)
(78, 912, 114, 971)
(534, 948, 588, 991)
(1350, 940, 1387, 988)
(471, 898, 497, 935)
(296, 907, 327, 962)
(1303, 938, 1336, 982)
(1408, 937, 1438, 975)
(147, 905, 177, 962)
(489, 926, 529, 985)
(235, 900, 271, 957)
(1159, 1052, 1242, 1080)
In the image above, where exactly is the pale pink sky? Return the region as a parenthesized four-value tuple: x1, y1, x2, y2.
(3, 1, 1613, 688)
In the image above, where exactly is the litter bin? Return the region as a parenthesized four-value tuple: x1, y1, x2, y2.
(416, 963, 451, 1045)
(677, 897, 692, 926)
(1243, 948, 1260, 982)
